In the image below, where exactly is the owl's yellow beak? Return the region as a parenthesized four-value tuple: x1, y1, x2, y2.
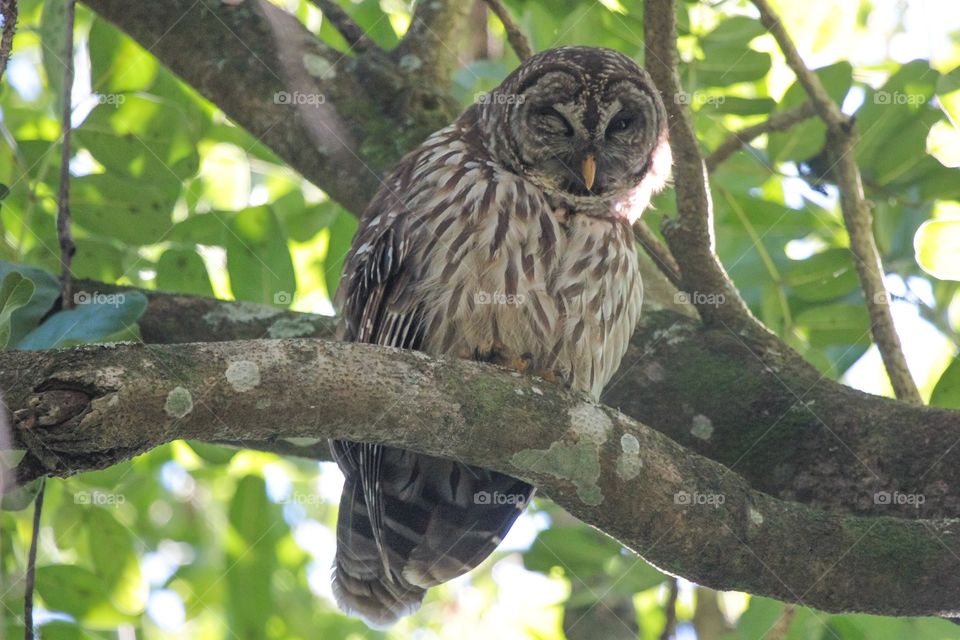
(581, 154, 597, 191)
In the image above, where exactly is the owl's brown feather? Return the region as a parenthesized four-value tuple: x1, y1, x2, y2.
(330, 46, 670, 626)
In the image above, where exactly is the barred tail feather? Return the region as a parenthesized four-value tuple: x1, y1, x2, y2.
(331, 441, 533, 625)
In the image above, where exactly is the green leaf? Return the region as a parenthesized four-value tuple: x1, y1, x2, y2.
(35, 565, 134, 626)
(914, 219, 960, 281)
(85, 507, 146, 614)
(0, 262, 61, 346)
(88, 17, 160, 94)
(186, 441, 237, 465)
(784, 249, 858, 302)
(39, 0, 69, 112)
(17, 291, 148, 350)
(71, 173, 178, 245)
(794, 303, 871, 348)
(768, 62, 852, 163)
(322, 209, 358, 301)
(696, 17, 771, 87)
(1, 478, 42, 511)
(0, 272, 36, 349)
(75, 95, 200, 193)
(226, 206, 297, 305)
(930, 358, 960, 410)
(157, 248, 214, 296)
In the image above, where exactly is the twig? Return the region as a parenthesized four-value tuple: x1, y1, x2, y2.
(749, 0, 921, 404)
(0, 0, 17, 86)
(767, 604, 796, 640)
(659, 577, 680, 640)
(57, 0, 76, 311)
(634, 220, 682, 288)
(308, 0, 375, 54)
(23, 479, 45, 640)
(705, 101, 816, 171)
(643, 0, 756, 330)
(480, 0, 533, 61)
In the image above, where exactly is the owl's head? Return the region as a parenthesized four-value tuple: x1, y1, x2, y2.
(479, 46, 671, 219)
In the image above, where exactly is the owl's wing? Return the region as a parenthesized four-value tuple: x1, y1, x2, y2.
(330, 183, 433, 624)
(330, 167, 532, 627)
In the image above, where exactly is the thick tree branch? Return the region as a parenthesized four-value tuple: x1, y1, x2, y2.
(749, 0, 921, 405)
(643, 0, 757, 332)
(394, 0, 471, 87)
(2, 340, 959, 617)
(704, 101, 816, 172)
(64, 279, 960, 520)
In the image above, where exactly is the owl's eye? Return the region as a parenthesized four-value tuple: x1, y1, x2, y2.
(531, 106, 574, 137)
(606, 111, 638, 137)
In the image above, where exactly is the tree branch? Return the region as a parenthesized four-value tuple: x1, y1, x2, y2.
(3, 339, 960, 618)
(480, 0, 533, 61)
(643, 0, 758, 332)
(64, 279, 960, 520)
(748, 0, 921, 405)
(394, 0, 471, 86)
(308, 0, 376, 54)
(704, 101, 816, 172)
(0, 0, 17, 86)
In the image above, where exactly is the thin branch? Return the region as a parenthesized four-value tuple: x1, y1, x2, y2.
(0, 0, 17, 86)
(56, 0, 77, 310)
(308, 0, 376, 54)
(633, 220, 682, 289)
(480, 0, 533, 61)
(749, 0, 921, 404)
(660, 578, 680, 640)
(22, 479, 44, 640)
(705, 101, 816, 172)
(3, 338, 960, 617)
(643, 0, 757, 331)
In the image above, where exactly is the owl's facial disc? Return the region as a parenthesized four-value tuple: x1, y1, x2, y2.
(513, 71, 661, 204)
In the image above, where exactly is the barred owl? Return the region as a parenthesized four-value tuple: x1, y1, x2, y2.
(331, 46, 670, 626)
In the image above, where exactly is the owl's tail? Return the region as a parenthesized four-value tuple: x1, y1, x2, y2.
(331, 442, 533, 627)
